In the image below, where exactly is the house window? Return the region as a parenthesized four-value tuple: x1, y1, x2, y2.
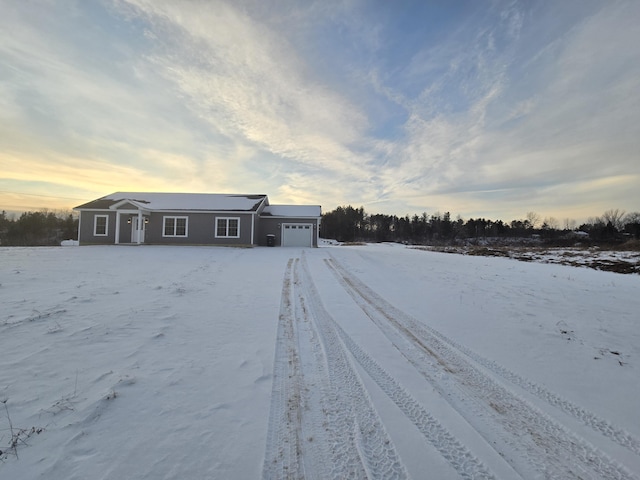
(216, 217, 240, 238)
(94, 215, 108, 236)
(163, 216, 188, 237)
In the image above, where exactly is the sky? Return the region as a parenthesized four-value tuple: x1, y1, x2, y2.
(1, 0, 639, 224)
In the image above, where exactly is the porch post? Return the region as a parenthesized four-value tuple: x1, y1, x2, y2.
(137, 210, 143, 244)
(115, 212, 120, 244)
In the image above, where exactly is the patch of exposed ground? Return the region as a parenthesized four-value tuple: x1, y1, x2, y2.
(413, 245, 640, 274)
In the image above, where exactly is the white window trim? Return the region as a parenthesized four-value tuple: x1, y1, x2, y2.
(94, 215, 109, 236)
(215, 217, 241, 238)
(163, 216, 189, 237)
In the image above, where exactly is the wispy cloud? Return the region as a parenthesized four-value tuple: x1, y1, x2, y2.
(118, 1, 371, 176)
(361, 1, 640, 219)
(1, 0, 638, 221)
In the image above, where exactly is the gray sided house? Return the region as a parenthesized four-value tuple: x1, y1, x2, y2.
(74, 192, 321, 247)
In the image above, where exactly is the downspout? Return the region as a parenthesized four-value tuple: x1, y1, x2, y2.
(251, 212, 255, 245)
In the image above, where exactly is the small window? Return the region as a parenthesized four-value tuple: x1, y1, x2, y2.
(94, 215, 108, 236)
(215, 217, 240, 238)
(163, 216, 188, 237)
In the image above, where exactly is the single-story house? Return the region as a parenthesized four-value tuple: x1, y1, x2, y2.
(74, 192, 321, 247)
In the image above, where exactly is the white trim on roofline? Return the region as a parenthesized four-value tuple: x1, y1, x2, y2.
(77, 206, 259, 215)
(109, 199, 151, 211)
(261, 215, 322, 220)
(154, 210, 256, 214)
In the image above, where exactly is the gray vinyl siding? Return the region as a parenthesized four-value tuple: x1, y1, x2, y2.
(118, 218, 137, 244)
(144, 212, 254, 245)
(257, 217, 319, 247)
(78, 211, 116, 245)
(77, 208, 318, 246)
(257, 217, 283, 246)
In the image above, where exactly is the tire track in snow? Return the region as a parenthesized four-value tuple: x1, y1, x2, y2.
(298, 254, 495, 480)
(295, 257, 408, 479)
(262, 258, 408, 479)
(346, 252, 640, 458)
(422, 314, 640, 458)
(326, 256, 638, 480)
(293, 261, 369, 479)
(262, 258, 304, 479)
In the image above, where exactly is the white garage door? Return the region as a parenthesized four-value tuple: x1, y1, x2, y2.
(282, 223, 313, 247)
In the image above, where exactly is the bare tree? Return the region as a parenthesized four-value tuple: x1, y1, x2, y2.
(586, 216, 603, 226)
(526, 211, 541, 229)
(563, 218, 577, 230)
(601, 209, 626, 230)
(623, 212, 640, 238)
(543, 217, 559, 229)
(624, 212, 640, 224)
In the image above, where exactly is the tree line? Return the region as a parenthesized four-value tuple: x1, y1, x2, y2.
(0, 210, 78, 246)
(320, 206, 640, 245)
(2, 206, 638, 247)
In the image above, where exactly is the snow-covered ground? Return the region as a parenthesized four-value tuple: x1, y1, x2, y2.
(1, 244, 639, 479)
(415, 244, 640, 275)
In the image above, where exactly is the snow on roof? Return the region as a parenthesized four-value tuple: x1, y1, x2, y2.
(76, 192, 267, 212)
(262, 205, 321, 218)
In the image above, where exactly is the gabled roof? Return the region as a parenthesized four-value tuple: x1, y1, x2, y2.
(75, 192, 268, 212)
(261, 205, 321, 218)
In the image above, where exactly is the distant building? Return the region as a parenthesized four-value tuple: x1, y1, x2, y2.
(75, 192, 321, 247)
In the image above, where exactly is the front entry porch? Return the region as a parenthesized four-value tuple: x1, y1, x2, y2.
(114, 209, 149, 245)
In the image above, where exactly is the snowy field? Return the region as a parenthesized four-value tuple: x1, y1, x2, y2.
(416, 244, 640, 275)
(1, 244, 639, 479)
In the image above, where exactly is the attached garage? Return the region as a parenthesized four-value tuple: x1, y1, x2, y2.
(258, 205, 321, 247)
(282, 223, 313, 247)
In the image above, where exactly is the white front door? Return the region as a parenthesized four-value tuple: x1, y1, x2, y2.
(131, 217, 145, 243)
